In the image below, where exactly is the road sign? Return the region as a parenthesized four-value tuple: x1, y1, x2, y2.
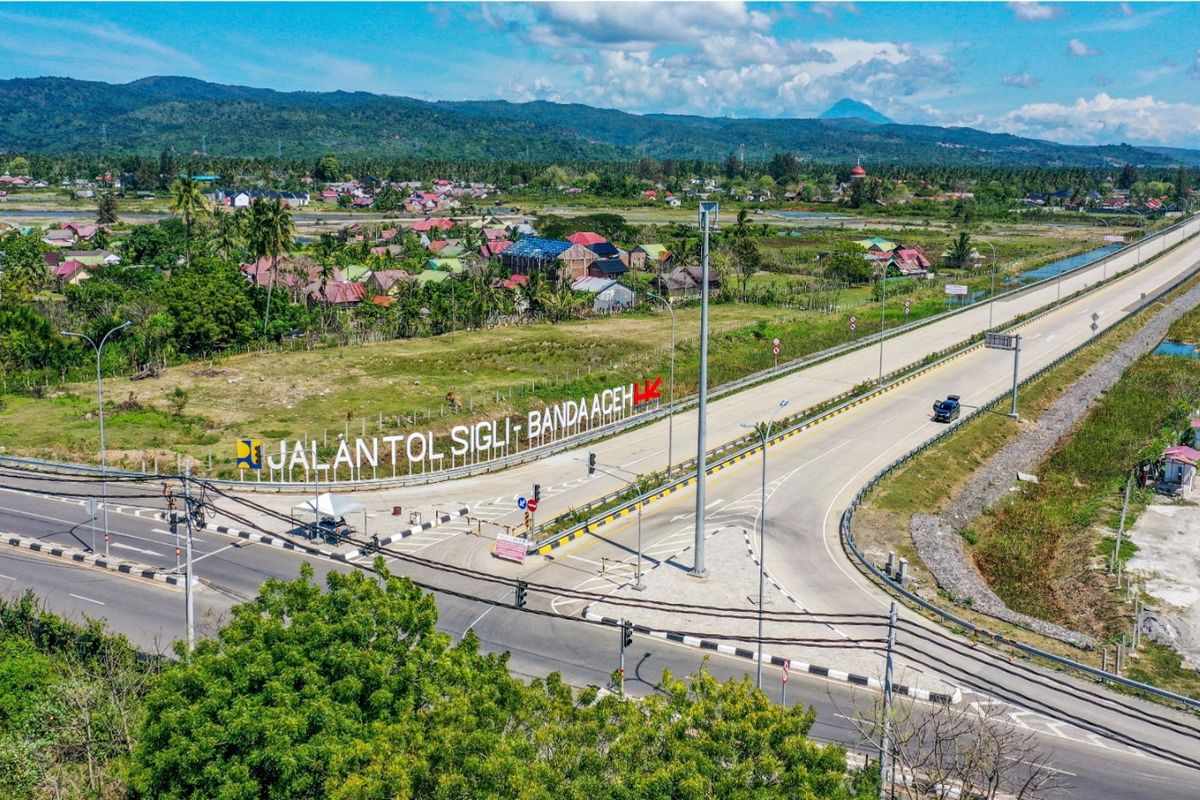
(771, 344, 780, 356)
(1092, 312, 1100, 321)
(904, 299, 911, 314)
(86, 499, 98, 518)
(517, 496, 527, 510)
(849, 314, 857, 332)
(524, 510, 532, 528)
(492, 533, 527, 564)
(1091, 322, 1099, 334)
(527, 498, 539, 513)
(772, 337, 780, 346)
(945, 284, 969, 296)
(985, 333, 1018, 350)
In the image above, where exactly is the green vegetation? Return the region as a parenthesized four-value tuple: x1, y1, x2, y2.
(3, 75, 1197, 167)
(0, 568, 872, 800)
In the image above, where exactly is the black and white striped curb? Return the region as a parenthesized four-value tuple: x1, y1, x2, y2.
(201, 506, 471, 561)
(582, 610, 961, 705)
(2, 531, 189, 587)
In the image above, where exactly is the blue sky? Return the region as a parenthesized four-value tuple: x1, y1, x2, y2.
(2, 2, 1199, 147)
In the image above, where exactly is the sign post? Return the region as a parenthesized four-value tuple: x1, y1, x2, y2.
(849, 314, 857, 333)
(771, 337, 781, 370)
(1091, 311, 1100, 336)
(904, 299, 911, 317)
(985, 332, 1022, 419)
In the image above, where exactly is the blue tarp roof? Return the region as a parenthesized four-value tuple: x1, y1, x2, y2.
(504, 236, 572, 260)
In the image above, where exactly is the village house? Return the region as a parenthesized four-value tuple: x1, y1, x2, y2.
(367, 269, 410, 295)
(631, 243, 673, 271)
(571, 277, 637, 313)
(53, 260, 91, 285)
(63, 249, 120, 267)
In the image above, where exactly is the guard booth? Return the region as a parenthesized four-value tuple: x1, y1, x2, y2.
(290, 492, 367, 544)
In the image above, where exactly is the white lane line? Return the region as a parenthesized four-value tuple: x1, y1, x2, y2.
(152, 528, 205, 544)
(69, 593, 105, 606)
(189, 541, 254, 563)
(0, 574, 15, 581)
(110, 542, 164, 557)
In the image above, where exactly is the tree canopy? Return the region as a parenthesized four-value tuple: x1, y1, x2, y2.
(131, 562, 868, 800)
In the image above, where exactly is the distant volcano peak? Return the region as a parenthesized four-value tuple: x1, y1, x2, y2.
(818, 98, 895, 125)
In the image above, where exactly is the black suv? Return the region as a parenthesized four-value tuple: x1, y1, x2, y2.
(932, 395, 961, 423)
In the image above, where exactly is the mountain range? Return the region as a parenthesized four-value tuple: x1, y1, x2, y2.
(1, 75, 1196, 168)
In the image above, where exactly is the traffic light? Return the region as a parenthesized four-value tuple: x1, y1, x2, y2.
(533, 484, 541, 502)
(621, 619, 633, 649)
(588, 452, 596, 476)
(515, 579, 528, 609)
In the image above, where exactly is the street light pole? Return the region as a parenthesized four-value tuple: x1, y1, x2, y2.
(1096, 218, 1110, 279)
(980, 240, 997, 328)
(62, 321, 131, 557)
(877, 266, 887, 383)
(742, 399, 789, 690)
(693, 201, 718, 578)
(647, 291, 676, 476)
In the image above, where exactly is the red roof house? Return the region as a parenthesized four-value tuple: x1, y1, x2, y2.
(568, 231, 607, 246)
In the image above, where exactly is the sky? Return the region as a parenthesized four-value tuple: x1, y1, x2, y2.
(2, 1, 1200, 148)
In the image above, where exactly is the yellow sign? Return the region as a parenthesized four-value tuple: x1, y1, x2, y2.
(236, 439, 263, 470)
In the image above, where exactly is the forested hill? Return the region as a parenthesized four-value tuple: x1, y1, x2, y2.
(1, 74, 1195, 167)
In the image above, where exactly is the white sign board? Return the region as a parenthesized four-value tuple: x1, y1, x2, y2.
(945, 284, 969, 296)
(1103, 234, 1126, 243)
(492, 533, 528, 564)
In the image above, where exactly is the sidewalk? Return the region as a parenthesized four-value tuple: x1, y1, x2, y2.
(583, 524, 960, 702)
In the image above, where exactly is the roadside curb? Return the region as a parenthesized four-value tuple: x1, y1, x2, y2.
(1, 531, 187, 587)
(582, 609, 961, 705)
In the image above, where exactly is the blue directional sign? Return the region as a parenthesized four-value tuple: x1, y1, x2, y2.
(517, 496, 528, 510)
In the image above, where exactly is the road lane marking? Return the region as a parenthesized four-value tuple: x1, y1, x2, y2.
(69, 593, 105, 606)
(189, 541, 255, 563)
(0, 574, 14, 580)
(152, 528, 205, 544)
(111, 542, 164, 557)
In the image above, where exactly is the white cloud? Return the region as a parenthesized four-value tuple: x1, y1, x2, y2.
(1067, 38, 1101, 57)
(1001, 71, 1040, 89)
(509, 2, 771, 51)
(1192, 49, 1200, 79)
(1076, 4, 1171, 32)
(1007, 2, 1062, 22)
(811, 2, 860, 20)
(0, 11, 204, 75)
(996, 93, 1200, 146)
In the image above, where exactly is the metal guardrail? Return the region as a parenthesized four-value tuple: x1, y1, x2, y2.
(6, 215, 1196, 494)
(527, 215, 1200, 550)
(840, 240, 1200, 713)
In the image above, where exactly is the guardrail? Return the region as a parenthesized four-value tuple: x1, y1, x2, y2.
(6, 214, 1197, 494)
(839, 245, 1200, 714)
(526, 215, 1200, 551)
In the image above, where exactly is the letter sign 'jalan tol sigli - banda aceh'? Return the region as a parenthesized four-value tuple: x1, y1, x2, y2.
(245, 375, 664, 483)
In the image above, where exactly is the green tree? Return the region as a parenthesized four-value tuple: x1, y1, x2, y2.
(822, 240, 873, 284)
(314, 152, 341, 182)
(158, 259, 259, 354)
(0, 231, 49, 300)
(247, 198, 295, 336)
(96, 192, 119, 225)
(6, 155, 30, 175)
(946, 229, 974, 269)
(210, 210, 243, 261)
(168, 175, 209, 267)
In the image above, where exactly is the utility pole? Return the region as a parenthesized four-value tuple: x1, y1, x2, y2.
(879, 602, 898, 800)
(878, 268, 887, 382)
(1009, 334, 1021, 419)
(183, 465, 195, 653)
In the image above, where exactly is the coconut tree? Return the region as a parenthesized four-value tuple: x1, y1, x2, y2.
(248, 198, 296, 336)
(168, 175, 209, 267)
(946, 230, 974, 269)
(211, 210, 243, 261)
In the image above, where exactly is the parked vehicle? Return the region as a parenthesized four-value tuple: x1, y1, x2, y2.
(307, 515, 353, 545)
(932, 394, 961, 423)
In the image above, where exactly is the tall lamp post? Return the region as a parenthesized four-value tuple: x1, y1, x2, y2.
(741, 398, 789, 690)
(647, 291, 676, 476)
(979, 240, 997, 328)
(877, 264, 887, 383)
(1096, 218, 1110, 279)
(693, 201, 718, 577)
(62, 321, 131, 557)
(1132, 210, 1145, 266)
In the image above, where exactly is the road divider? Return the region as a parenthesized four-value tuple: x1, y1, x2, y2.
(582, 609, 960, 704)
(1, 530, 188, 588)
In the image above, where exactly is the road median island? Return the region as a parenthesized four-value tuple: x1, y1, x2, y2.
(844, 259, 1200, 710)
(1, 530, 186, 588)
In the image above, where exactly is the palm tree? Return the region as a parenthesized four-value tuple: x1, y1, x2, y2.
(946, 230, 974, 269)
(168, 175, 209, 267)
(211, 210, 243, 261)
(249, 198, 296, 335)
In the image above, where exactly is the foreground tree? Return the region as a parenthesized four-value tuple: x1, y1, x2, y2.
(248, 197, 295, 336)
(131, 563, 868, 800)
